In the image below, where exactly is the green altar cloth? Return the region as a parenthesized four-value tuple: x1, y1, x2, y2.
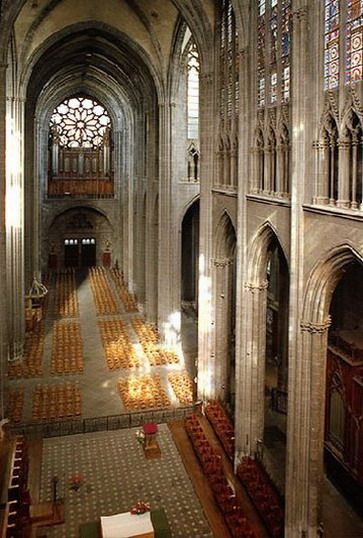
(79, 509, 171, 538)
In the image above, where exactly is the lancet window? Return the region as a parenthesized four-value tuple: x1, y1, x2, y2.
(324, 0, 363, 89)
(217, 0, 239, 188)
(253, 1, 291, 198)
(257, 0, 291, 108)
(187, 41, 200, 140)
(314, 107, 363, 210)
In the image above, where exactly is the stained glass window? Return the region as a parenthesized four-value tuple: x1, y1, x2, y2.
(187, 41, 200, 139)
(50, 96, 111, 148)
(346, 0, 363, 83)
(257, 3, 266, 107)
(324, 0, 340, 89)
(281, 0, 291, 102)
(257, 0, 291, 107)
(219, 0, 239, 117)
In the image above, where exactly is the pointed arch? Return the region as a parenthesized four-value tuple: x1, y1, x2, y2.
(247, 222, 288, 286)
(302, 245, 363, 325)
(214, 211, 237, 259)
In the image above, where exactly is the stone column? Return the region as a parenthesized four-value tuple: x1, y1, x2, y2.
(276, 144, 284, 196)
(157, 100, 174, 343)
(250, 147, 259, 193)
(285, 4, 324, 537)
(263, 144, 272, 194)
(0, 64, 9, 374)
(6, 95, 25, 360)
(213, 257, 233, 401)
(291, 319, 330, 537)
(197, 71, 215, 401)
(336, 140, 351, 208)
(313, 140, 329, 205)
(238, 280, 268, 457)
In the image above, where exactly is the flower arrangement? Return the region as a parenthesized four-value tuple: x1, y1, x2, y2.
(69, 473, 85, 491)
(135, 429, 145, 445)
(130, 500, 150, 515)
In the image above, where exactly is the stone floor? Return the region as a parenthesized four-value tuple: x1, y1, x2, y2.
(5, 270, 197, 424)
(39, 425, 212, 538)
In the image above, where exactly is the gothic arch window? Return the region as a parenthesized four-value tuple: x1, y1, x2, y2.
(187, 143, 200, 181)
(257, 0, 292, 108)
(315, 111, 339, 205)
(186, 40, 200, 140)
(254, 1, 291, 199)
(324, 1, 363, 89)
(343, 109, 363, 208)
(217, 0, 239, 188)
(254, 127, 265, 193)
(48, 95, 113, 198)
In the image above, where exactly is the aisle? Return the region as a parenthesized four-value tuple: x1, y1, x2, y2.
(5, 269, 195, 426)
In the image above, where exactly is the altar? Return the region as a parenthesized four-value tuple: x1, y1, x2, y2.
(101, 511, 153, 538)
(79, 509, 171, 538)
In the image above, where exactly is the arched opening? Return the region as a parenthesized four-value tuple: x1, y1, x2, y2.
(325, 260, 363, 517)
(297, 246, 363, 534)
(48, 94, 113, 198)
(46, 207, 113, 270)
(181, 199, 200, 382)
(263, 238, 289, 493)
(214, 212, 237, 413)
(181, 199, 199, 308)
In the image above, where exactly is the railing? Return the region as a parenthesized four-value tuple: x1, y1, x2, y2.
(10, 405, 196, 439)
(47, 178, 114, 198)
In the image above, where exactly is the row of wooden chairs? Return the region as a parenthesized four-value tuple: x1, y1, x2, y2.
(168, 372, 194, 404)
(131, 317, 179, 366)
(184, 415, 256, 538)
(110, 269, 138, 312)
(118, 374, 170, 411)
(5, 387, 24, 424)
(237, 457, 284, 538)
(51, 321, 84, 374)
(8, 326, 44, 379)
(205, 401, 235, 460)
(89, 267, 118, 315)
(32, 382, 82, 421)
(98, 319, 141, 369)
(55, 270, 79, 317)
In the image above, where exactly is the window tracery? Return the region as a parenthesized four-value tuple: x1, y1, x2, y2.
(50, 96, 111, 149)
(314, 101, 363, 210)
(217, 0, 239, 188)
(187, 40, 200, 140)
(48, 95, 113, 198)
(253, 1, 291, 199)
(324, 0, 363, 88)
(257, 0, 291, 108)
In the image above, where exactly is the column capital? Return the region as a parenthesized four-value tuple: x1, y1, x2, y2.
(300, 317, 331, 334)
(292, 6, 308, 22)
(244, 280, 268, 292)
(212, 257, 233, 268)
(199, 72, 213, 86)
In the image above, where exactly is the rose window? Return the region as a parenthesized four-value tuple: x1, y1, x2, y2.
(50, 96, 111, 149)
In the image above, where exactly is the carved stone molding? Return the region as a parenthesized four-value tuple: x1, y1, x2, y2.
(199, 72, 213, 86)
(244, 280, 268, 292)
(212, 257, 233, 268)
(292, 7, 308, 22)
(300, 317, 331, 334)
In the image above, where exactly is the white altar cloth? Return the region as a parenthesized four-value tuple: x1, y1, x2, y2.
(101, 511, 154, 538)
